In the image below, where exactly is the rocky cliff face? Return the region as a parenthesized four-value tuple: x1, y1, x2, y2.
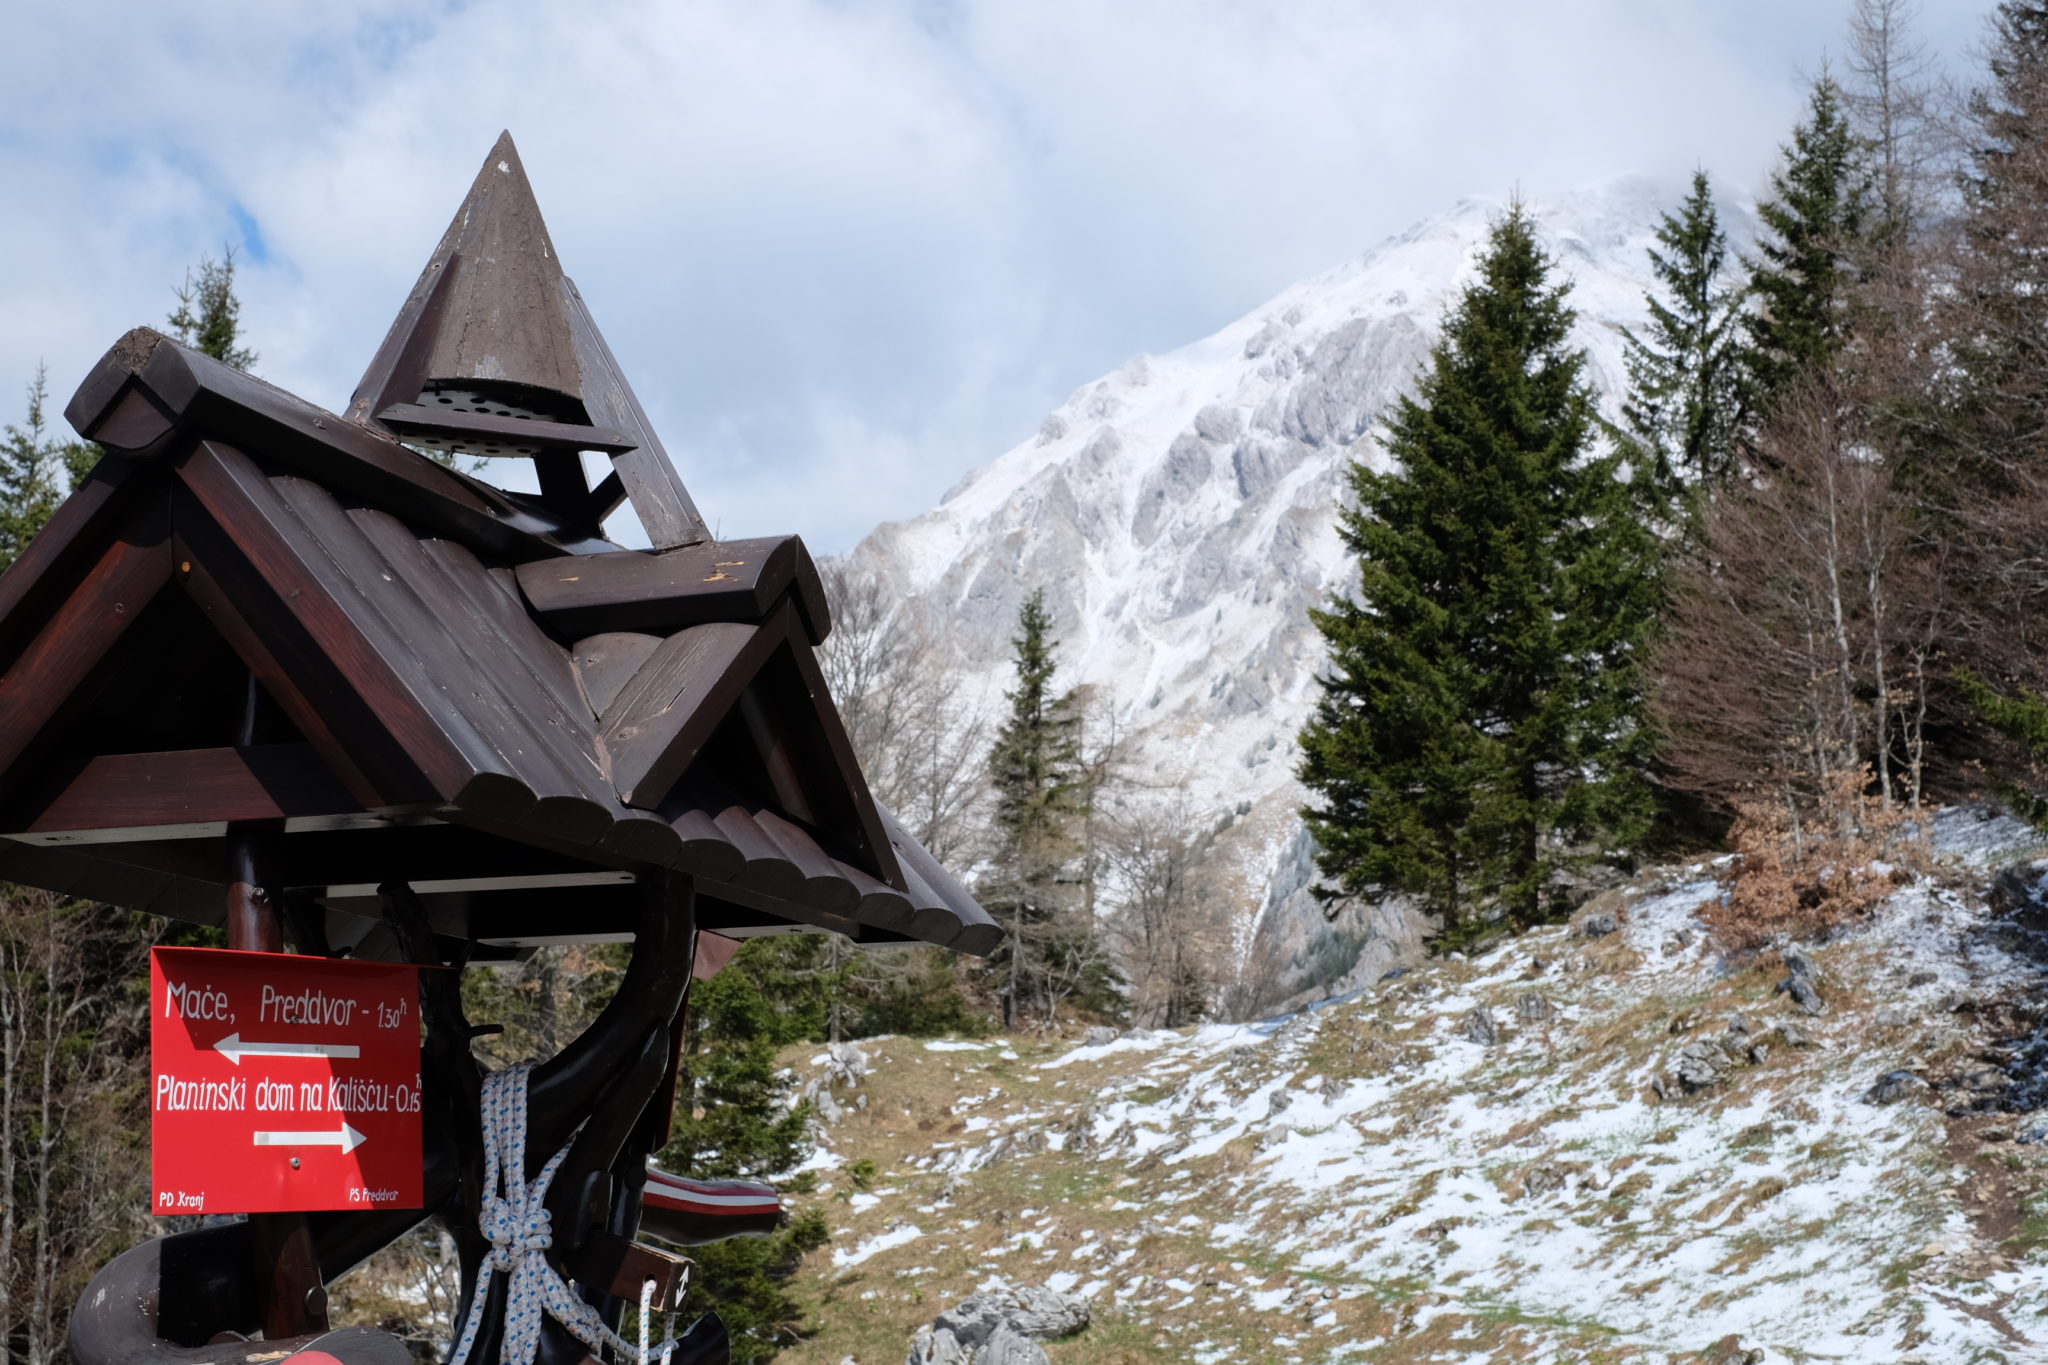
(845, 175, 1745, 1011)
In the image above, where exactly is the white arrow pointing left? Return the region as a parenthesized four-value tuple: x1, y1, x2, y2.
(213, 1033, 361, 1066)
(253, 1123, 367, 1154)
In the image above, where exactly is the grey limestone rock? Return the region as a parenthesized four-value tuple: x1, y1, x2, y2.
(1516, 992, 1554, 1024)
(1776, 973, 1826, 1016)
(1865, 1070, 1928, 1105)
(1460, 1007, 1500, 1047)
(907, 1284, 1092, 1365)
(1577, 911, 1620, 939)
(1193, 403, 1243, 444)
(1082, 1026, 1118, 1047)
(1675, 1039, 1733, 1092)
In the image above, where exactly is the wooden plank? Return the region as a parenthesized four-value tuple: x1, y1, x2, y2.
(0, 458, 143, 669)
(377, 403, 636, 454)
(656, 808, 747, 881)
(68, 328, 609, 562)
(172, 523, 414, 814)
(751, 808, 860, 914)
(534, 451, 592, 533)
(571, 632, 663, 716)
(0, 515, 172, 776)
(91, 382, 176, 452)
(884, 803, 994, 945)
(173, 448, 469, 808)
(0, 837, 222, 926)
(751, 622, 902, 888)
(560, 1229, 691, 1311)
(515, 535, 821, 640)
(339, 507, 614, 841)
(736, 686, 819, 826)
(446, 556, 595, 725)
(709, 806, 806, 903)
(600, 620, 769, 808)
(561, 275, 711, 548)
(585, 470, 626, 525)
(11, 744, 359, 834)
(221, 463, 525, 801)
(344, 243, 460, 434)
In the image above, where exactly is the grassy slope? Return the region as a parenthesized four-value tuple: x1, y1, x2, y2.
(774, 814, 2048, 1365)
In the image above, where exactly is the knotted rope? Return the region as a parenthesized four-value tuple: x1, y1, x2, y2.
(446, 1064, 681, 1365)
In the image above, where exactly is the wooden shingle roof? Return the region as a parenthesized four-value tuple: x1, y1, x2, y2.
(0, 141, 993, 960)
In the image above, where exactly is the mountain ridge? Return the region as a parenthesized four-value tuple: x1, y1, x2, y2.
(844, 174, 1755, 1012)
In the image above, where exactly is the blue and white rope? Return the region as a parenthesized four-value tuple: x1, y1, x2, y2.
(446, 1064, 682, 1365)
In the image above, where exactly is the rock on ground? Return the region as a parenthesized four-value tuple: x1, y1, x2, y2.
(907, 1284, 1091, 1365)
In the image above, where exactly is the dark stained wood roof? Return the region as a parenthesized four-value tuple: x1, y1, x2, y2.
(346, 133, 709, 550)
(0, 271, 993, 958)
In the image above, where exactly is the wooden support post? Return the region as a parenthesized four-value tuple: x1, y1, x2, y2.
(225, 674, 329, 1340)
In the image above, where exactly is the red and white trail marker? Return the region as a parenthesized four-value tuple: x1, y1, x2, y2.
(150, 947, 422, 1215)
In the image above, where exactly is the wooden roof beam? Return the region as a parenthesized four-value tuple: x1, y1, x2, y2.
(2, 743, 364, 838)
(64, 329, 614, 563)
(516, 534, 831, 643)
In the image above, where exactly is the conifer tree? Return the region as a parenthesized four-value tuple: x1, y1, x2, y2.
(168, 250, 257, 371)
(3, 249, 255, 580)
(1298, 204, 1658, 944)
(1914, 0, 2048, 808)
(0, 368, 64, 575)
(981, 590, 1100, 1027)
(1615, 171, 1749, 519)
(1743, 75, 1876, 416)
(662, 938, 832, 1364)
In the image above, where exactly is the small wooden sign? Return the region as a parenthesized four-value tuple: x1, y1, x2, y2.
(150, 947, 422, 1214)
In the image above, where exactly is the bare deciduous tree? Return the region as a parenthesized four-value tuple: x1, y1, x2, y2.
(0, 890, 155, 1365)
(1656, 365, 1939, 824)
(817, 560, 988, 867)
(1098, 796, 1224, 1029)
(1844, 0, 1943, 232)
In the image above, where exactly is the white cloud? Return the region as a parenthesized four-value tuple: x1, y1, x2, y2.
(0, 0, 1996, 550)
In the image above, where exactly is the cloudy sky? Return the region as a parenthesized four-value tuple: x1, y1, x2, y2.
(2, 0, 1997, 552)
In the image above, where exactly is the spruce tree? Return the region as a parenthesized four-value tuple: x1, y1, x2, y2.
(1298, 203, 1658, 944)
(1615, 170, 1749, 518)
(168, 250, 257, 371)
(2, 249, 256, 579)
(661, 938, 833, 1364)
(0, 368, 64, 574)
(981, 590, 1096, 1027)
(1743, 75, 1876, 416)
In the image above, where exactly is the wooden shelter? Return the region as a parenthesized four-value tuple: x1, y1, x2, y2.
(16, 133, 992, 1365)
(0, 132, 994, 963)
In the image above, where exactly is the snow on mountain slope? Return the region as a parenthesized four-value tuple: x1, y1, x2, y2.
(846, 175, 1746, 1011)
(781, 811, 2048, 1365)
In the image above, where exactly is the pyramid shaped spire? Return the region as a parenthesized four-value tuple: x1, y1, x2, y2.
(351, 132, 583, 424)
(350, 132, 709, 547)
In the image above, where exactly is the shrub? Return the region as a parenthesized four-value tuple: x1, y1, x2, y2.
(1703, 767, 1926, 950)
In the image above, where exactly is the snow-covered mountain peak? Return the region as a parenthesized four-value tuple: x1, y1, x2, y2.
(847, 175, 1746, 1010)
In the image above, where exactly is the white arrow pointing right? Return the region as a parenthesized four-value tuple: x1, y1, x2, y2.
(253, 1123, 367, 1154)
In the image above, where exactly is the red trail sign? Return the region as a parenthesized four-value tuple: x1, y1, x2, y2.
(150, 947, 422, 1215)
